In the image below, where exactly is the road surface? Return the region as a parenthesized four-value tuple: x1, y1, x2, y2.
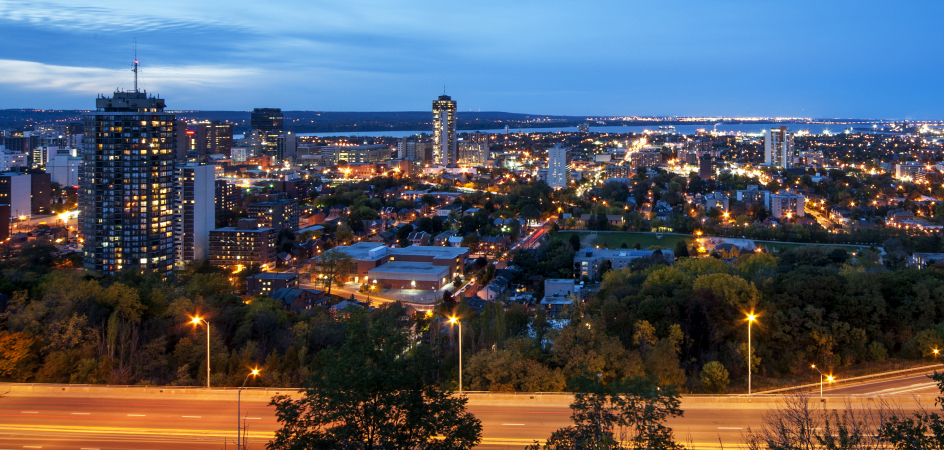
(1, 370, 939, 450)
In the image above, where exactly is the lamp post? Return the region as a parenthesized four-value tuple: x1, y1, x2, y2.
(238, 368, 260, 450)
(449, 316, 462, 394)
(190, 316, 211, 389)
(811, 365, 834, 398)
(746, 313, 756, 395)
(934, 348, 940, 360)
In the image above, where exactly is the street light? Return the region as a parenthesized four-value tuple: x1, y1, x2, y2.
(449, 316, 462, 395)
(190, 316, 211, 389)
(238, 368, 261, 450)
(746, 312, 757, 395)
(811, 365, 834, 398)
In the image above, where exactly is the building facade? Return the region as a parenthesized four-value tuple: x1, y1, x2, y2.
(0, 173, 31, 220)
(250, 108, 284, 161)
(247, 199, 300, 231)
(175, 163, 216, 264)
(764, 126, 795, 168)
(432, 94, 457, 167)
(208, 219, 277, 270)
(547, 144, 570, 189)
(80, 90, 177, 276)
(770, 190, 805, 219)
(458, 132, 489, 167)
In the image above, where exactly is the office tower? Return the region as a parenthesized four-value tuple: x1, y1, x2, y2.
(208, 218, 277, 270)
(175, 163, 216, 264)
(277, 131, 297, 162)
(80, 89, 177, 276)
(31, 145, 57, 169)
(432, 94, 457, 166)
(231, 146, 251, 163)
(30, 173, 50, 215)
(0, 173, 31, 219)
(764, 126, 795, 168)
(187, 121, 234, 158)
(48, 148, 82, 187)
(250, 108, 283, 160)
(547, 144, 570, 189)
(458, 132, 489, 167)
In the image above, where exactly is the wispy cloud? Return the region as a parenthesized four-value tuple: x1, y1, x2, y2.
(0, 0, 235, 34)
(0, 59, 261, 94)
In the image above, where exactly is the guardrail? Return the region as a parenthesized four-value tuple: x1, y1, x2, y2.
(751, 363, 943, 395)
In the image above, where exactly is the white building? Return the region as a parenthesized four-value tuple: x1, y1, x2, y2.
(547, 144, 570, 189)
(895, 162, 922, 180)
(0, 173, 31, 219)
(175, 163, 216, 264)
(433, 94, 457, 167)
(764, 126, 795, 168)
(47, 148, 81, 186)
(231, 146, 251, 163)
(0, 148, 27, 171)
(770, 190, 805, 219)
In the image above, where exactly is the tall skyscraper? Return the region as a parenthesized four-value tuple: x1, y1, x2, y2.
(250, 108, 284, 161)
(432, 94, 457, 167)
(547, 144, 570, 189)
(175, 163, 215, 264)
(764, 126, 795, 168)
(186, 121, 234, 158)
(80, 88, 177, 276)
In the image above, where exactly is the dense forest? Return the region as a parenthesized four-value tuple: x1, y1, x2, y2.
(2, 236, 944, 394)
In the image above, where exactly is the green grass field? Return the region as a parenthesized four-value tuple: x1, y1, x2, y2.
(555, 231, 876, 253)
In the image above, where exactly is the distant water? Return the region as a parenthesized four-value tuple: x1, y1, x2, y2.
(294, 123, 864, 138)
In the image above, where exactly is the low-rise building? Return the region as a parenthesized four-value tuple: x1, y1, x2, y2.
(573, 247, 674, 280)
(208, 219, 277, 270)
(247, 272, 299, 296)
(770, 190, 805, 219)
(272, 287, 327, 311)
(367, 261, 451, 290)
(911, 253, 944, 269)
(333, 241, 469, 290)
(407, 231, 431, 246)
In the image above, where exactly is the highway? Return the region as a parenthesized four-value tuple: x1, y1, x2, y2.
(0, 394, 772, 449)
(2, 369, 942, 450)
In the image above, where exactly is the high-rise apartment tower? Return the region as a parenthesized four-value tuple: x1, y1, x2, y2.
(432, 95, 457, 167)
(764, 126, 795, 168)
(80, 89, 177, 276)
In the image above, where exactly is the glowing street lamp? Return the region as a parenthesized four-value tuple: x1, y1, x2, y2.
(238, 368, 260, 450)
(189, 316, 211, 389)
(811, 365, 834, 398)
(449, 316, 463, 394)
(746, 313, 757, 395)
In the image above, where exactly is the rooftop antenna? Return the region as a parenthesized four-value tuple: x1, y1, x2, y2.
(132, 38, 139, 93)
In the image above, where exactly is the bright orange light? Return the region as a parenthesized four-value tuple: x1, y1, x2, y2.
(190, 317, 201, 325)
(251, 368, 260, 376)
(747, 313, 756, 322)
(448, 316, 458, 324)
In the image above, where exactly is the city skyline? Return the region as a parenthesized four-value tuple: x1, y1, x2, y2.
(1, 0, 943, 118)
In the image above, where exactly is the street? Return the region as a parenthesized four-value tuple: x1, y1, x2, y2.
(1, 369, 940, 450)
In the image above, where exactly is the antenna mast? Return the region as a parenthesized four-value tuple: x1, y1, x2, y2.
(133, 39, 139, 93)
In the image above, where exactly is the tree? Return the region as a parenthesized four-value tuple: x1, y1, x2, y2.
(520, 204, 542, 229)
(568, 233, 582, 251)
(526, 373, 684, 450)
(267, 310, 482, 449)
(0, 330, 37, 381)
(311, 248, 354, 295)
(880, 371, 944, 450)
(699, 361, 729, 393)
(674, 240, 689, 258)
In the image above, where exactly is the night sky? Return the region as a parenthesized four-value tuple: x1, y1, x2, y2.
(1, 0, 941, 118)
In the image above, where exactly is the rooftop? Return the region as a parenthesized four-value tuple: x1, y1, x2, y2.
(248, 272, 299, 280)
(368, 261, 449, 276)
(335, 242, 468, 261)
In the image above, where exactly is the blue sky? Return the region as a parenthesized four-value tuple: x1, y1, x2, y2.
(1, 0, 942, 118)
